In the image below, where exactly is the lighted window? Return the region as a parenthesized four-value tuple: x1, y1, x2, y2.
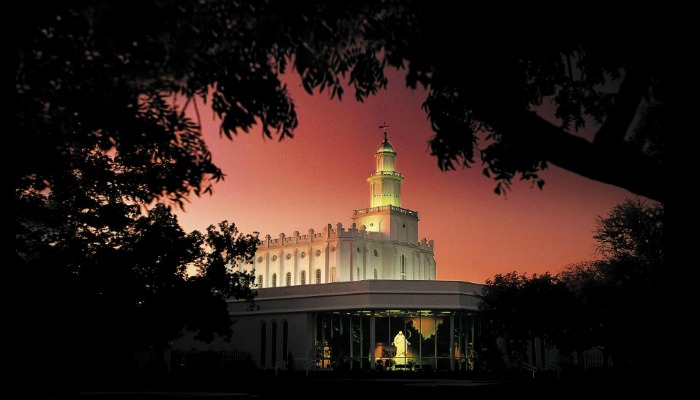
(331, 267, 336, 283)
(300, 270, 306, 285)
(286, 272, 292, 286)
(258, 275, 263, 288)
(315, 269, 321, 284)
(272, 273, 277, 287)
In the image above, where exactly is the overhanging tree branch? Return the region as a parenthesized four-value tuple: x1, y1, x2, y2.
(487, 110, 664, 202)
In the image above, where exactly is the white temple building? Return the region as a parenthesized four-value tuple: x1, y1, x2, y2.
(251, 130, 436, 288)
(177, 127, 482, 372)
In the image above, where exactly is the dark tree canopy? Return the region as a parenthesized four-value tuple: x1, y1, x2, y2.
(479, 199, 664, 372)
(594, 198, 664, 262)
(16, 1, 665, 209)
(479, 272, 573, 367)
(15, 142, 257, 387)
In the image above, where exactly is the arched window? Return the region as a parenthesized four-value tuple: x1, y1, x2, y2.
(286, 272, 292, 286)
(300, 270, 306, 285)
(315, 269, 321, 284)
(257, 275, 263, 288)
(272, 273, 277, 287)
(330, 267, 336, 283)
(400, 255, 407, 280)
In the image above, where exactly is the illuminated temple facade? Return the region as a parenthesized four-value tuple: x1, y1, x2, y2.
(251, 132, 436, 288)
(177, 128, 482, 372)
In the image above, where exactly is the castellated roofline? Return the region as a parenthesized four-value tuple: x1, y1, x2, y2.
(259, 221, 434, 252)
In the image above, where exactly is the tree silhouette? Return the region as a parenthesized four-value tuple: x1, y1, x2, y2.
(479, 272, 571, 368)
(594, 198, 664, 262)
(15, 148, 257, 388)
(563, 199, 664, 368)
(481, 199, 664, 372)
(16, 1, 665, 205)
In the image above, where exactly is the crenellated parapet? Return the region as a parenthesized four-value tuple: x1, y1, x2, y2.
(258, 221, 433, 252)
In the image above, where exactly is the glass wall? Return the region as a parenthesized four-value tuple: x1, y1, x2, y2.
(314, 310, 477, 371)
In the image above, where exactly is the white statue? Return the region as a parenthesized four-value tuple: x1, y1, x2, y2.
(392, 330, 409, 359)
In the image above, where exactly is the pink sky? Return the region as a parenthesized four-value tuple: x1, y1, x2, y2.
(175, 69, 639, 284)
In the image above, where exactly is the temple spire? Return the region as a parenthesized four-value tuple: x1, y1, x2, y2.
(369, 123, 402, 208)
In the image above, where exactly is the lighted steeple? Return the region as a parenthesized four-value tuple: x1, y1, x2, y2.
(368, 124, 404, 208)
(353, 124, 420, 243)
(249, 122, 434, 291)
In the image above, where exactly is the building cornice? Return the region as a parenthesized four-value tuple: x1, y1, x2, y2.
(227, 280, 483, 315)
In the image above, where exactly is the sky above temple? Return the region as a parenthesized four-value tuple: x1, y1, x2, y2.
(175, 68, 641, 284)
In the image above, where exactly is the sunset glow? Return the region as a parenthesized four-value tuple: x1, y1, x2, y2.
(175, 69, 638, 283)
